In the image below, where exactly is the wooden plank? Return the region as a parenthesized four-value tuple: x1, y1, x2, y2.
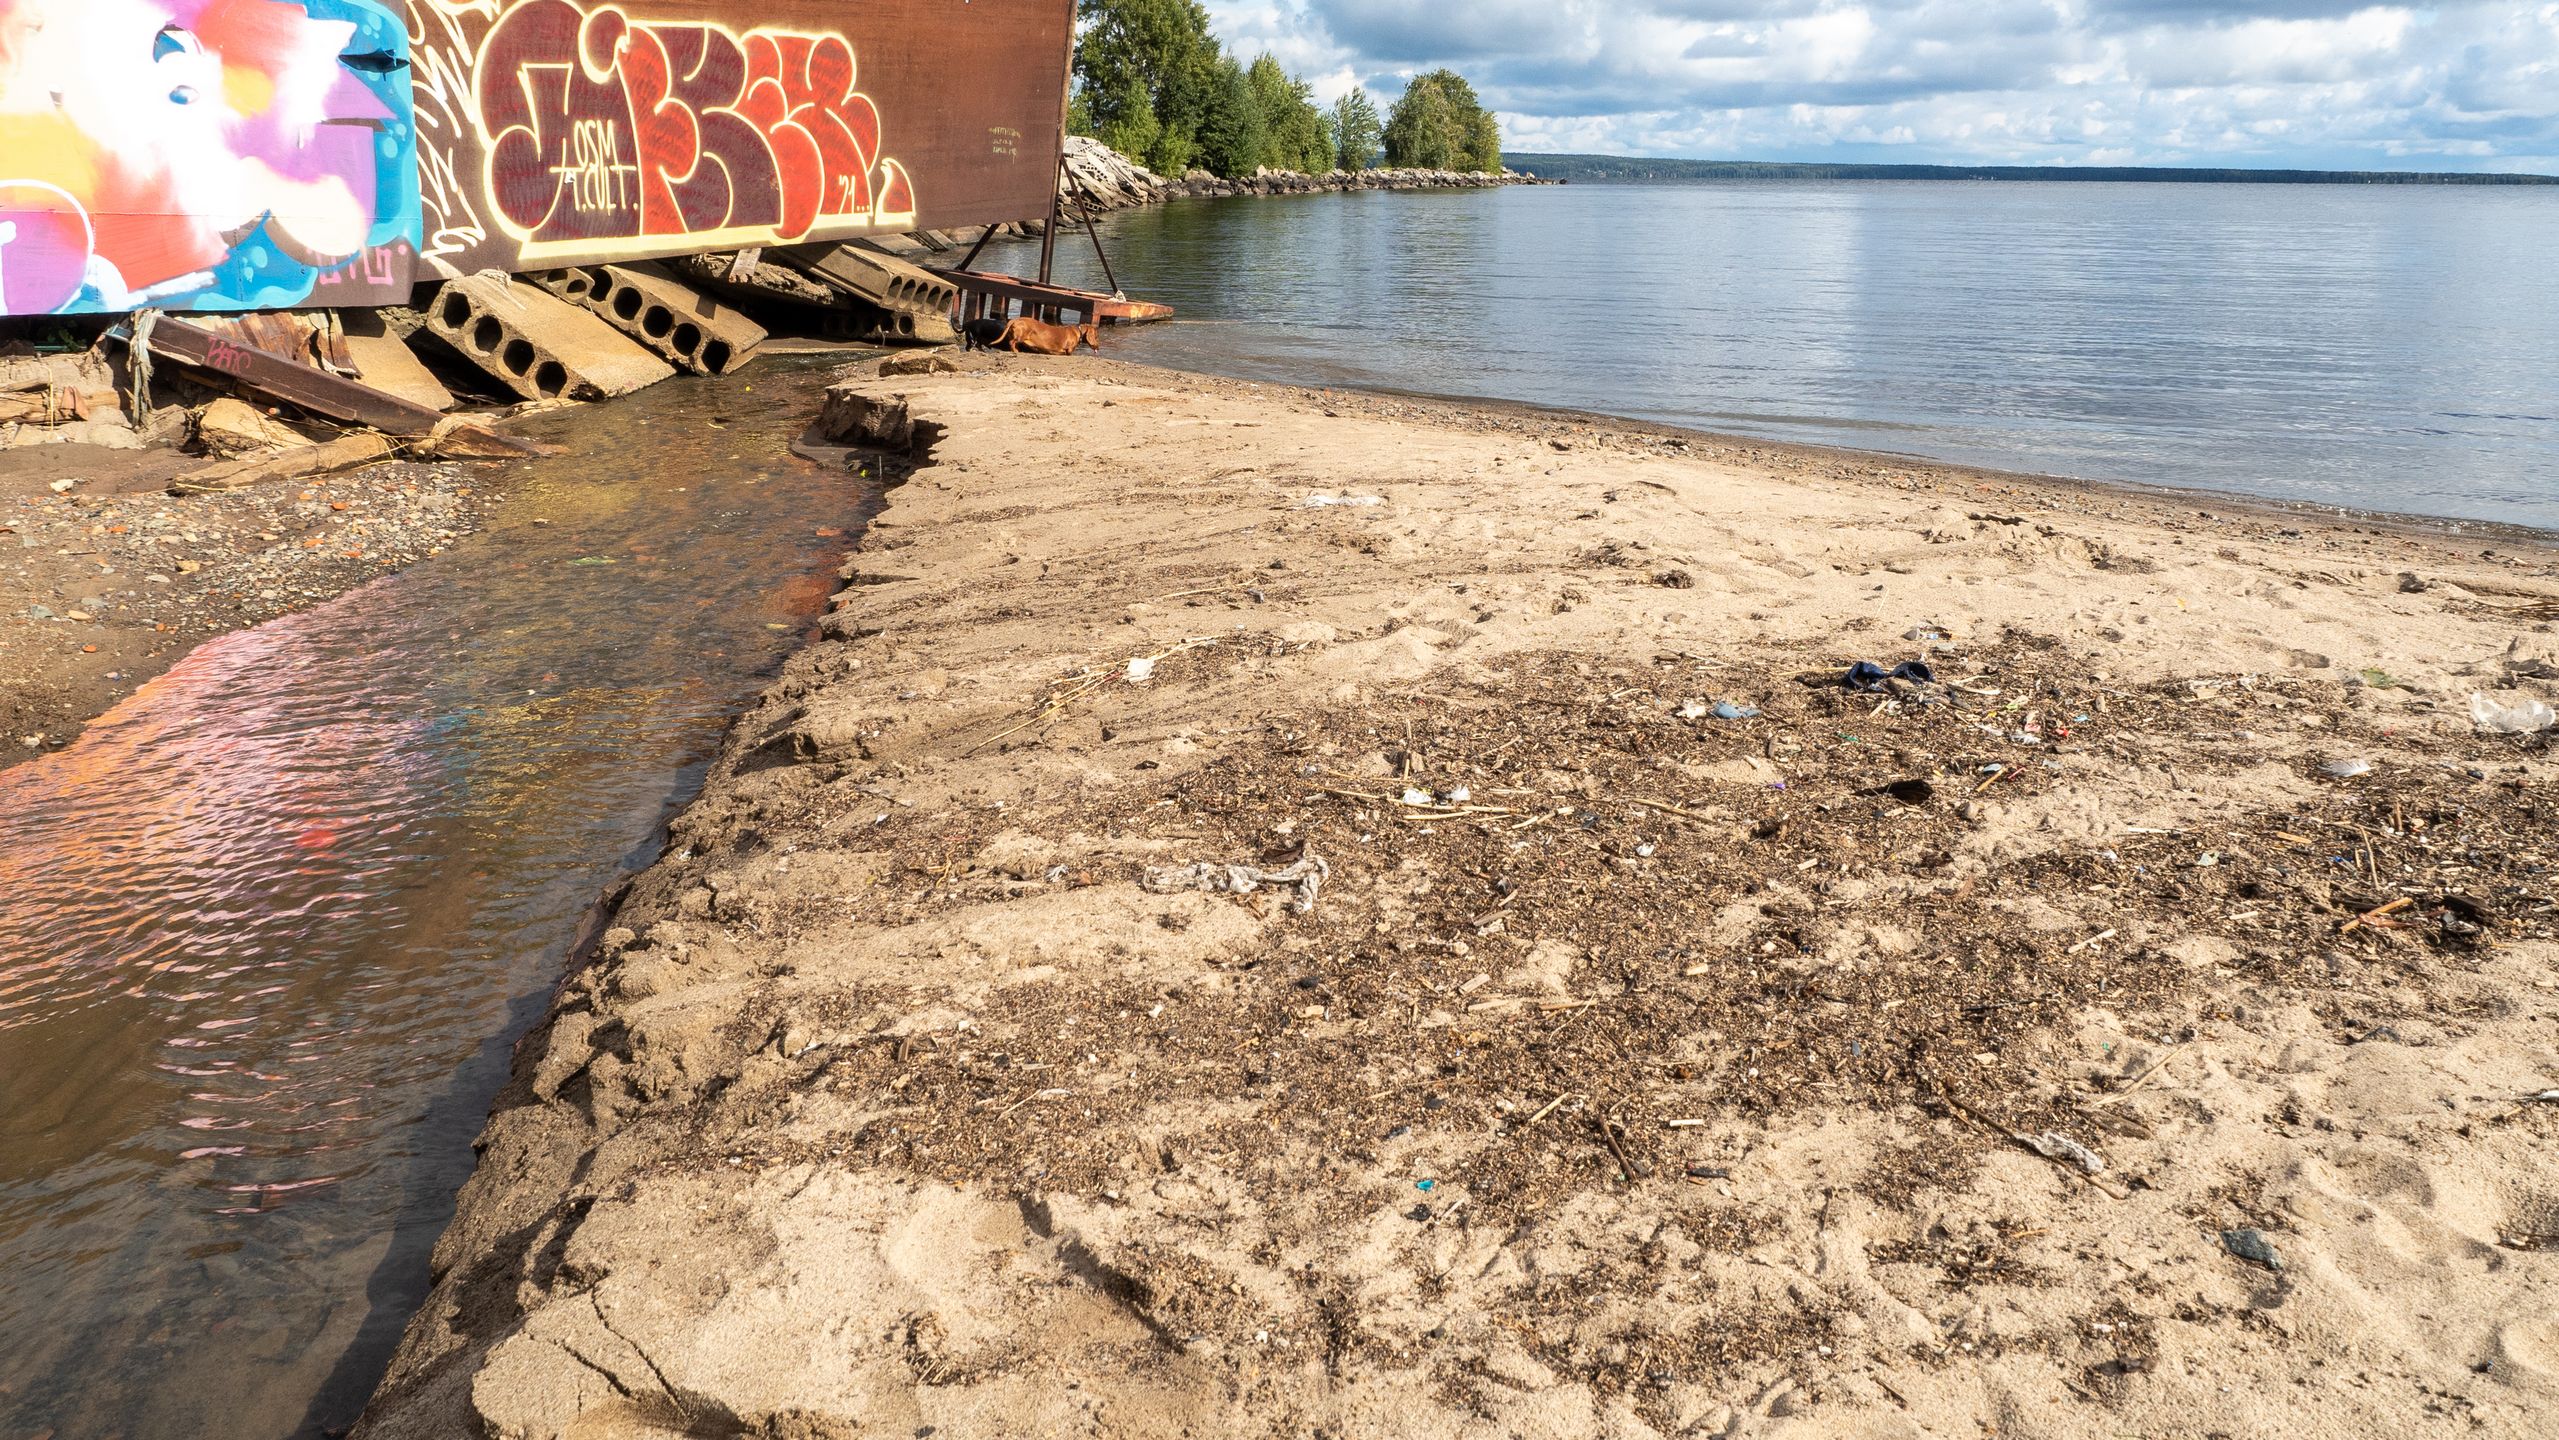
(141, 317, 446, 436)
(169, 435, 396, 496)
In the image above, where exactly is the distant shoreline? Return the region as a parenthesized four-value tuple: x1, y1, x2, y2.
(1509, 153, 2559, 186)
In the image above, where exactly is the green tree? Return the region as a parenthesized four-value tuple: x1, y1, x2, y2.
(1384, 70, 1500, 173)
(1463, 108, 1504, 174)
(1246, 53, 1332, 173)
(1072, 1, 1351, 178)
(1331, 87, 1383, 171)
(1193, 56, 1269, 177)
(1073, 0, 1222, 174)
(1094, 73, 1164, 169)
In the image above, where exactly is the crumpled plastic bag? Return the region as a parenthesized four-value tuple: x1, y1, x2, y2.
(2020, 1131, 2107, 1174)
(2470, 692, 2557, 735)
(1142, 853, 1331, 914)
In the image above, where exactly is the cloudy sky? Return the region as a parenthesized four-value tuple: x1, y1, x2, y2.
(1199, 1, 2559, 172)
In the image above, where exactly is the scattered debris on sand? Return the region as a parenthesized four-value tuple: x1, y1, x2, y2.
(357, 360, 2559, 1440)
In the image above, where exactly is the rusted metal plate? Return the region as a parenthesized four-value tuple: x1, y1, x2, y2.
(140, 317, 449, 436)
(412, 0, 1073, 279)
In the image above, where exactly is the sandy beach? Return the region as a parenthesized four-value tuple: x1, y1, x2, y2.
(354, 356, 2559, 1439)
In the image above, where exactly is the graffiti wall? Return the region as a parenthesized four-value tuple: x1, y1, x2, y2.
(0, 0, 1072, 317)
(0, 0, 423, 316)
(413, 0, 1071, 277)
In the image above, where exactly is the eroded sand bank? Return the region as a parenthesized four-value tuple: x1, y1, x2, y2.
(356, 359, 2559, 1439)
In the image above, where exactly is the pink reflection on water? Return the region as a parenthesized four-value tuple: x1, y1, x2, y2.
(0, 611, 443, 1029)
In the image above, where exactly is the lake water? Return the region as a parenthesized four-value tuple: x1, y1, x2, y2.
(997, 180, 2559, 530)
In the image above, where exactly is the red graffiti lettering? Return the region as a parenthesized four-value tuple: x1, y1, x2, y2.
(471, 1, 916, 261)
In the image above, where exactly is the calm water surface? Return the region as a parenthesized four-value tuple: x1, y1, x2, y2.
(1005, 181, 2559, 528)
(0, 361, 866, 1439)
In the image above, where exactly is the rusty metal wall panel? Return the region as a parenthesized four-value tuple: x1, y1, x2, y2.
(410, 0, 1072, 280)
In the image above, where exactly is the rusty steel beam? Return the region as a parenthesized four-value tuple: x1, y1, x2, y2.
(139, 316, 447, 436)
(938, 270, 1174, 325)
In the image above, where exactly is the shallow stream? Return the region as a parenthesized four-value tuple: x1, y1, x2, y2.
(0, 359, 867, 1439)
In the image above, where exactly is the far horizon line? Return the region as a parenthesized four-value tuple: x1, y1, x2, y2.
(1503, 152, 2559, 185)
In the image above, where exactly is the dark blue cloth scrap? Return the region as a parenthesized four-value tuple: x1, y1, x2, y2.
(1844, 660, 1936, 692)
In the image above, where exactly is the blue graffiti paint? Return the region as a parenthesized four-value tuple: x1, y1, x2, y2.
(0, 0, 422, 316)
(139, 0, 422, 315)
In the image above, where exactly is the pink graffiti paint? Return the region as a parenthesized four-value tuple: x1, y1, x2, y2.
(0, 0, 404, 312)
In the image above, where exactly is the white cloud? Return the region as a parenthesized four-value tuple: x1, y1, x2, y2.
(1198, 0, 2559, 170)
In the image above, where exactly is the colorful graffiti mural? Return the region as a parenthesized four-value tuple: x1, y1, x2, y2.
(0, 0, 423, 316)
(469, 1, 919, 263)
(0, 1, 1070, 317)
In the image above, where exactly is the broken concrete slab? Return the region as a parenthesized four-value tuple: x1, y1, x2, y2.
(338, 310, 454, 413)
(2, 417, 144, 451)
(778, 243, 957, 344)
(671, 251, 840, 308)
(665, 254, 927, 348)
(879, 350, 961, 378)
(527, 263, 766, 375)
(807, 386, 916, 451)
(0, 351, 122, 425)
(424, 273, 674, 402)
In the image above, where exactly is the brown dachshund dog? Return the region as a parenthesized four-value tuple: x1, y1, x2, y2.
(993, 317, 1102, 356)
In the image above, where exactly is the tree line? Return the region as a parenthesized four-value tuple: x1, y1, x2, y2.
(1069, 0, 1502, 180)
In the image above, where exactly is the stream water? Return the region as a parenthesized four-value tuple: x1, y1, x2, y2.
(0, 359, 868, 1440)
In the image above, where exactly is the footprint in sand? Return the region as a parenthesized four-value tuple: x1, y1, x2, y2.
(2493, 1316, 2559, 1386)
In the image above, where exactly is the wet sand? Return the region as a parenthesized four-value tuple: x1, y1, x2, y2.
(356, 356, 2558, 1438)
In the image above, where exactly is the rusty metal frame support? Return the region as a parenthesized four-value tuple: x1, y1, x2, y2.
(1077, 197, 1121, 297)
(957, 225, 999, 276)
(1037, 157, 1064, 288)
(123, 315, 446, 436)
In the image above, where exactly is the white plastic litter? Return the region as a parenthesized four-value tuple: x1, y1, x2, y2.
(1141, 854, 1331, 914)
(1301, 494, 1384, 509)
(2021, 1131, 2107, 1175)
(2470, 692, 2556, 734)
(1126, 657, 1157, 684)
